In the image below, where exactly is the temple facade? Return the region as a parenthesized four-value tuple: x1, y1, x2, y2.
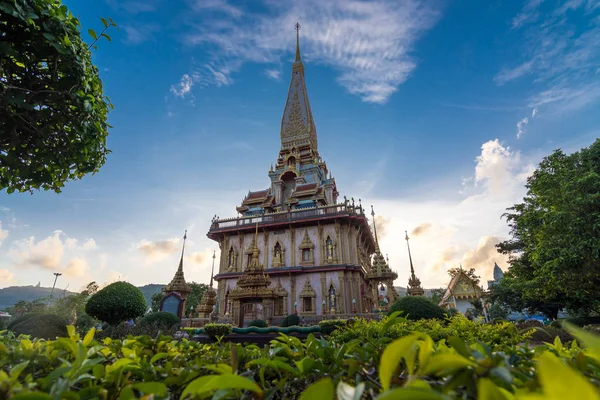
(207, 25, 399, 326)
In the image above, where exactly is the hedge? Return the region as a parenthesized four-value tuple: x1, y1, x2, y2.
(85, 281, 146, 325)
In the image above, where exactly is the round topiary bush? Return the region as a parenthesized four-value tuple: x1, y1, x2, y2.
(85, 281, 146, 325)
(138, 312, 180, 329)
(7, 313, 44, 330)
(9, 313, 68, 339)
(248, 319, 268, 328)
(280, 313, 301, 327)
(387, 296, 447, 321)
(204, 323, 232, 340)
(319, 319, 346, 335)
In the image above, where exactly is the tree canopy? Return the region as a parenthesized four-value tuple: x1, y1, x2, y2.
(492, 139, 600, 319)
(0, 0, 115, 193)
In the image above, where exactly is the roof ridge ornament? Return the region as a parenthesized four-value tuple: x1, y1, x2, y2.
(295, 22, 301, 62)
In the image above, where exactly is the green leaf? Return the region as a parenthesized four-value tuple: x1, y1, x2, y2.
(376, 388, 448, 400)
(132, 382, 168, 395)
(88, 29, 98, 40)
(11, 394, 54, 400)
(101, 33, 112, 42)
(181, 375, 262, 398)
(337, 381, 365, 400)
(106, 358, 134, 374)
(421, 353, 475, 376)
(535, 351, 600, 400)
(9, 361, 29, 380)
(83, 327, 95, 346)
(66, 325, 77, 340)
(150, 352, 169, 364)
(100, 17, 108, 28)
(300, 378, 334, 400)
(379, 334, 420, 391)
(447, 336, 472, 359)
(477, 378, 514, 400)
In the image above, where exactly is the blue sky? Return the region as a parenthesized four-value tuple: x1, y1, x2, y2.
(1, 0, 599, 292)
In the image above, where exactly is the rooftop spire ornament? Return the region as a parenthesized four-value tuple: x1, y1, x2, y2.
(295, 22, 301, 62)
(405, 230, 424, 296)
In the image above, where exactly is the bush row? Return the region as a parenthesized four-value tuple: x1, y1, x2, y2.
(0, 321, 598, 399)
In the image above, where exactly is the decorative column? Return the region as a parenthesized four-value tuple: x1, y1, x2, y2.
(290, 275, 296, 314)
(290, 226, 296, 266)
(263, 230, 269, 268)
(338, 273, 346, 313)
(320, 272, 326, 315)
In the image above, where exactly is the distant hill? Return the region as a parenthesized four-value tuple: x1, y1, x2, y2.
(0, 285, 76, 310)
(0, 283, 167, 311)
(138, 284, 165, 307)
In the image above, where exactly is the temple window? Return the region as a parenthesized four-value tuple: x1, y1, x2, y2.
(227, 247, 236, 271)
(274, 297, 284, 316)
(224, 291, 229, 314)
(303, 297, 312, 312)
(302, 248, 310, 261)
(325, 236, 334, 262)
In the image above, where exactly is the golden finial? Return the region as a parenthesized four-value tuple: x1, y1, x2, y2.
(371, 205, 380, 246)
(295, 22, 301, 62)
(405, 230, 415, 275)
(179, 230, 188, 268)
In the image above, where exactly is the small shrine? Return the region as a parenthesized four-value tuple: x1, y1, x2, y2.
(366, 207, 399, 309)
(196, 251, 218, 318)
(439, 266, 484, 316)
(228, 224, 277, 326)
(161, 231, 192, 319)
(405, 231, 424, 296)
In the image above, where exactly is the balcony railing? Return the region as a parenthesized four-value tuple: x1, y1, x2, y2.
(210, 202, 367, 231)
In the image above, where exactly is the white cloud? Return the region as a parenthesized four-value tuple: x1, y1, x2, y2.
(265, 69, 281, 80)
(0, 222, 7, 247)
(516, 117, 529, 139)
(82, 239, 98, 251)
(497, 1, 600, 114)
(0, 269, 14, 284)
(137, 237, 181, 262)
(123, 25, 158, 44)
(369, 139, 534, 288)
(170, 74, 194, 97)
(174, 0, 440, 104)
(532, 107, 539, 118)
(64, 258, 90, 278)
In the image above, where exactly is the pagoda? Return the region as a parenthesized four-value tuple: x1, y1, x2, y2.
(196, 251, 218, 318)
(366, 206, 399, 306)
(207, 23, 394, 325)
(405, 231, 424, 296)
(161, 231, 192, 318)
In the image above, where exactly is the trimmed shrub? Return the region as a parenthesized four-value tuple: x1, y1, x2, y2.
(247, 319, 268, 328)
(528, 326, 574, 344)
(514, 319, 544, 330)
(8, 313, 44, 330)
(204, 323, 232, 339)
(319, 319, 346, 335)
(138, 312, 180, 329)
(9, 313, 68, 339)
(280, 314, 301, 327)
(387, 296, 447, 321)
(85, 282, 146, 325)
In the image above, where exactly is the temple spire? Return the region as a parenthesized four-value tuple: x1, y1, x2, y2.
(371, 205, 381, 253)
(295, 22, 301, 62)
(405, 230, 424, 296)
(209, 250, 216, 288)
(178, 230, 187, 271)
(279, 22, 318, 153)
(405, 231, 414, 275)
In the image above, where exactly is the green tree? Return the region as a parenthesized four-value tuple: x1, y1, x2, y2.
(0, 0, 116, 193)
(85, 282, 146, 325)
(151, 292, 164, 313)
(48, 282, 98, 333)
(184, 282, 208, 317)
(429, 288, 446, 305)
(495, 139, 600, 319)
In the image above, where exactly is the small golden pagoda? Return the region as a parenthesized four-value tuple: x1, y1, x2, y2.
(196, 251, 218, 318)
(405, 231, 424, 296)
(161, 231, 192, 318)
(228, 223, 277, 326)
(366, 207, 399, 306)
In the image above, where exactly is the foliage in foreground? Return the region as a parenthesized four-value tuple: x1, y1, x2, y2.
(0, 320, 599, 399)
(85, 281, 146, 325)
(0, 0, 116, 193)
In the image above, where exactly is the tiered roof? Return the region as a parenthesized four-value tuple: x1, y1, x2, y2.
(405, 231, 424, 296)
(163, 231, 192, 295)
